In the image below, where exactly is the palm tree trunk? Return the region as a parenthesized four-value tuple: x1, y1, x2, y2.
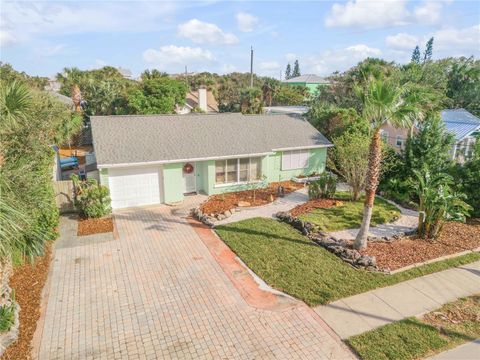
(353, 129, 382, 250)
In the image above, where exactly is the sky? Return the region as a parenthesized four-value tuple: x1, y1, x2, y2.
(1, 0, 479, 79)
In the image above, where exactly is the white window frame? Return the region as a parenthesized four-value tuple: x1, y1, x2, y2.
(380, 130, 389, 142)
(396, 135, 404, 148)
(214, 157, 262, 187)
(281, 150, 309, 171)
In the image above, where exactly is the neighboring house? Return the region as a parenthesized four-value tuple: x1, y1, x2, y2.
(117, 67, 133, 80)
(177, 88, 219, 114)
(91, 113, 331, 209)
(264, 106, 308, 115)
(380, 109, 480, 163)
(283, 74, 330, 95)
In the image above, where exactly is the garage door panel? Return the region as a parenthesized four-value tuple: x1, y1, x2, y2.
(108, 167, 163, 209)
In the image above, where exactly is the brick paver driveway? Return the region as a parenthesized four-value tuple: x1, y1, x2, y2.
(36, 206, 352, 359)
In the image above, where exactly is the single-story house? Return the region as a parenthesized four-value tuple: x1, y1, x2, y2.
(91, 113, 331, 209)
(380, 109, 480, 163)
(176, 88, 219, 114)
(264, 106, 308, 115)
(283, 74, 330, 95)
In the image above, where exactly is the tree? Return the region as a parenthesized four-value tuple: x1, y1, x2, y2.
(273, 85, 307, 106)
(307, 106, 366, 140)
(292, 60, 301, 78)
(446, 57, 480, 116)
(411, 46, 421, 64)
(331, 131, 370, 200)
(285, 64, 292, 80)
(423, 37, 434, 63)
(127, 77, 187, 114)
(404, 113, 454, 176)
(240, 87, 263, 114)
(353, 79, 418, 249)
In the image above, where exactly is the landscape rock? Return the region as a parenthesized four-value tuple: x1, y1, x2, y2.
(237, 201, 251, 207)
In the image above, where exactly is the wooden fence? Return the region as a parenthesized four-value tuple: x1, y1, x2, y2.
(53, 180, 76, 213)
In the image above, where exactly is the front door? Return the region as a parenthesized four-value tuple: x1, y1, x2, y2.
(183, 163, 196, 194)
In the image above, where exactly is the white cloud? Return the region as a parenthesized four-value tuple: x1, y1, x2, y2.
(143, 45, 215, 69)
(305, 44, 382, 75)
(385, 33, 420, 50)
(325, 0, 449, 29)
(236, 12, 259, 32)
(385, 24, 480, 57)
(0, 1, 177, 44)
(178, 19, 238, 45)
(259, 61, 280, 71)
(413, 1, 443, 25)
(285, 53, 297, 62)
(221, 64, 237, 74)
(0, 30, 17, 46)
(325, 0, 410, 28)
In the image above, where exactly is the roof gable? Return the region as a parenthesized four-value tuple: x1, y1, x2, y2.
(91, 113, 331, 167)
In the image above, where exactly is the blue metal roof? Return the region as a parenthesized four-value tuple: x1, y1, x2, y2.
(441, 109, 480, 142)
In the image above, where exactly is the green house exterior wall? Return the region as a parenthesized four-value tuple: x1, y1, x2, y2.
(285, 82, 328, 95)
(100, 147, 328, 205)
(162, 163, 184, 204)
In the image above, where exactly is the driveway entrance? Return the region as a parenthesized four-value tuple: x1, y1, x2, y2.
(36, 206, 353, 359)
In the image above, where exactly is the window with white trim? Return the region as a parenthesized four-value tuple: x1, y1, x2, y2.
(215, 157, 262, 185)
(281, 150, 309, 170)
(380, 130, 389, 142)
(396, 135, 404, 148)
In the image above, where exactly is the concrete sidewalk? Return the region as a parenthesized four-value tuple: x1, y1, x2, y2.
(427, 339, 480, 359)
(315, 261, 480, 339)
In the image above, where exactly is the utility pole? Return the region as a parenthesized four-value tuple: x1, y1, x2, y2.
(250, 46, 254, 88)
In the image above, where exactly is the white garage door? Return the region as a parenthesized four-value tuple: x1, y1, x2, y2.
(108, 166, 163, 209)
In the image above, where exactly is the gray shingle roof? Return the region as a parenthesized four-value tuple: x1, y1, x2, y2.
(91, 113, 331, 166)
(283, 74, 330, 84)
(441, 109, 480, 142)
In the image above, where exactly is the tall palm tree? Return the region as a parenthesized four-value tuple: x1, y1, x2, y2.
(353, 79, 418, 249)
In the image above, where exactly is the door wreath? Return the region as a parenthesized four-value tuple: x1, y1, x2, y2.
(183, 163, 194, 174)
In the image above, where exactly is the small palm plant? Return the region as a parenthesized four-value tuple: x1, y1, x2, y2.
(413, 169, 471, 239)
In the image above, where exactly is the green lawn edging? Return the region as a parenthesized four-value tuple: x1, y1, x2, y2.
(215, 218, 480, 306)
(346, 296, 480, 360)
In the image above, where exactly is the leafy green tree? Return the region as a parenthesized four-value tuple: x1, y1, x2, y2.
(240, 87, 263, 114)
(404, 113, 454, 176)
(292, 60, 301, 78)
(353, 79, 419, 249)
(423, 37, 434, 63)
(272, 85, 307, 106)
(127, 78, 187, 114)
(307, 106, 367, 140)
(285, 64, 292, 80)
(446, 57, 480, 116)
(141, 69, 168, 80)
(411, 46, 421, 64)
(330, 131, 370, 200)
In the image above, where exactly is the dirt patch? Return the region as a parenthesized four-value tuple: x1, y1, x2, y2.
(290, 198, 342, 217)
(1, 243, 53, 360)
(359, 221, 480, 270)
(423, 295, 480, 328)
(200, 181, 303, 215)
(77, 217, 113, 236)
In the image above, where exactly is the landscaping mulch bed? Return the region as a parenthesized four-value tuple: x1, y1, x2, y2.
(290, 198, 342, 217)
(200, 181, 303, 215)
(1, 243, 53, 360)
(77, 217, 113, 236)
(359, 221, 480, 271)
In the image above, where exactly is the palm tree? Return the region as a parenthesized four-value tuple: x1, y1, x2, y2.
(353, 79, 418, 249)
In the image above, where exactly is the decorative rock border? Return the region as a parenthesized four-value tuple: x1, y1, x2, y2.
(191, 207, 238, 227)
(0, 287, 20, 356)
(275, 211, 379, 271)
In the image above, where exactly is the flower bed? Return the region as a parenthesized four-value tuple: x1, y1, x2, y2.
(77, 217, 114, 236)
(359, 221, 480, 271)
(1, 243, 52, 360)
(289, 198, 342, 217)
(199, 181, 303, 215)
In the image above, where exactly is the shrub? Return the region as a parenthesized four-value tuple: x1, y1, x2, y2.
(72, 175, 111, 218)
(413, 169, 471, 239)
(0, 302, 15, 332)
(308, 173, 337, 200)
(450, 156, 480, 218)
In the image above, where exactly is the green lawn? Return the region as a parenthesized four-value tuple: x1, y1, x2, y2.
(347, 296, 480, 360)
(299, 192, 400, 231)
(215, 218, 480, 306)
